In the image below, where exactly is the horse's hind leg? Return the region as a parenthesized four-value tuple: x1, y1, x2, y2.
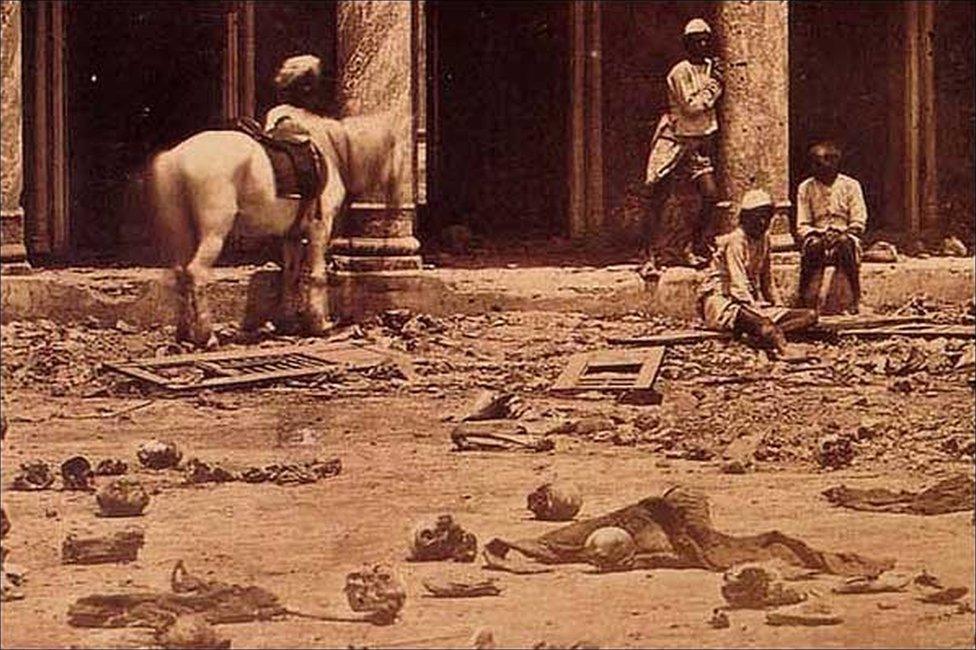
(180, 188, 236, 348)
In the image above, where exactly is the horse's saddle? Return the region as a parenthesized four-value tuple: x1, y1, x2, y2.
(233, 116, 326, 201)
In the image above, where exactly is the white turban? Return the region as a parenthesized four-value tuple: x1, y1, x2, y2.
(683, 18, 712, 36)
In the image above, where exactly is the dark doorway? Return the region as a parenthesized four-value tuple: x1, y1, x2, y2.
(425, 1, 571, 243)
(601, 1, 715, 239)
(66, 1, 229, 264)
(254, 1, 336, 120)
(789, 2, 903, 234)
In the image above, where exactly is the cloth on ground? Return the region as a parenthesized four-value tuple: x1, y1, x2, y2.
(484, 486, 892, 577)
(822, 475, 974, 516)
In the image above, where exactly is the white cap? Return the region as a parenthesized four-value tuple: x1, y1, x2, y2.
(274, 55, 323, 90)
(740, 189, 774, 212)
(684, 18, 712, 36)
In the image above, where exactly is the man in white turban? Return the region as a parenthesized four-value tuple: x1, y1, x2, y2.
(698, 189, 818, 358)
(640, 18, 724, 270)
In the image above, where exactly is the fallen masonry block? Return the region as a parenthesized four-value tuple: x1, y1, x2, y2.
(62, 528, 145, 565)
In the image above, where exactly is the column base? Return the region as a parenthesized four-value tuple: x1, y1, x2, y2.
(1, 208, 30, 270)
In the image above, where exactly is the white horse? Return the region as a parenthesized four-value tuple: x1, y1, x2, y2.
(149, 105, 399, 348)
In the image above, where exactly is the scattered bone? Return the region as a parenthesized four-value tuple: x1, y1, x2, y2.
(62, 528, 145, 565)
(409, 514, 478, 562)
(97, 478, 151, 517)
(708, 608, 730, 629)
(527, 482, 582, 521)
(461, 391, 533, 421)
(918, 586, 969, 604)
(138, 439, 183, 470)
(765, 600, 842, 626)
(155, 614, 231, 649)
(184, 459, 237, 485)
(833, 571, 912, 595)
(721, 563, 806, 609)
(423, 576, 502, 598)
(10, 461, 55, 491)
(94, 458, 128, 476)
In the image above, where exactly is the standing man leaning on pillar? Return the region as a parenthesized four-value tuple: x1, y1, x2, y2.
(641, 18, 724, 273)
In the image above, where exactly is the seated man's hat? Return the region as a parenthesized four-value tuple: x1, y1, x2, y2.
(740, 189, 774, 212)
(684, 18, 712, 36)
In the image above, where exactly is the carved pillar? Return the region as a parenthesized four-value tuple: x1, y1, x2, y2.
(1, 1, 28, 268)
(331, 0, 421, 274)
(714, 1, 790, 239)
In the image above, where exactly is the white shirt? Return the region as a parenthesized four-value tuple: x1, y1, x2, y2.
(667, 59, 722, 137)
(796, 174, 868, 240)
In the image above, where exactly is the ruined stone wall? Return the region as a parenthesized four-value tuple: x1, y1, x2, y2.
(0, 0, 26, 263)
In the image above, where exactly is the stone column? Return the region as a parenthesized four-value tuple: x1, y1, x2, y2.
(331, 0, 421, 274)
(328, 0, 425, 321)
(714, 1, 790, 240)
(1, 1, 29, 268)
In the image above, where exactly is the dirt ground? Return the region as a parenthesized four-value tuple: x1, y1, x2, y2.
(1, 305, 974, 649)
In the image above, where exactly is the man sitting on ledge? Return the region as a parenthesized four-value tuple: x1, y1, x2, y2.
(796, 140, 868, 314)
(698, 189, 818, 358)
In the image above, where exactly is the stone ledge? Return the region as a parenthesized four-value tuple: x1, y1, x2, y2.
(1, 258, 972, 329)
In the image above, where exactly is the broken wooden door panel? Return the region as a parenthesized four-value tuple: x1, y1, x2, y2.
(551, 348, 666, 394)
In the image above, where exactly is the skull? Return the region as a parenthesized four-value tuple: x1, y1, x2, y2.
(583, 527, 636, 572)
(527, 482, 583, 521)
(61, 456, 95, 491)
(97, 478, 151, 517)
(137, 439, 183, 470)
(344, 564, 407, 624)
(408, 514, 477, 562)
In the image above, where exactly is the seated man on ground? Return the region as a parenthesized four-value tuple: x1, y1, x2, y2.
(796, 140, 868, 314)
(698, 189, 817, 358)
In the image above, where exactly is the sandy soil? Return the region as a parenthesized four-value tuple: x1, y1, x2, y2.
(1, 309, 974, 649)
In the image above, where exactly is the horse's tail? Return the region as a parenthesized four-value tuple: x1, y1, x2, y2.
(147, 148, 196, 271)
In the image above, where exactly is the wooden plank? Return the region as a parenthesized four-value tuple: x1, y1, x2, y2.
(608, 330, 730, 347)
(839, 325, 975, 340)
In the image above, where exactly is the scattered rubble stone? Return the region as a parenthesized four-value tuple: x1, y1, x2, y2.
(409, 514, 478, 562)
(138, 439, 183, 470)
(97, 478, 151, 517)
(816, 434, 855, 470)
(527, 482, 583, 521)
(11, 461, 56, 491)
(918, 586, 969, 604)
(61, 456, 96, 491)
(343, 564, 407, 624)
